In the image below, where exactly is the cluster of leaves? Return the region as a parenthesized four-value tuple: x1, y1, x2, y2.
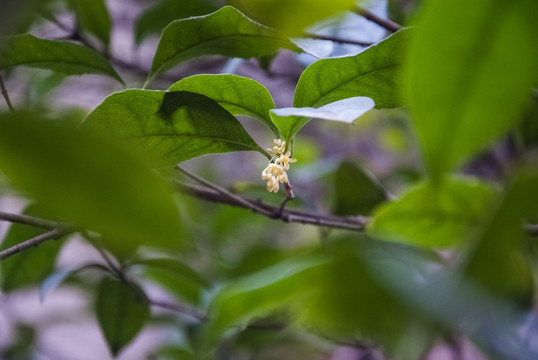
(0, 0, 538, 359)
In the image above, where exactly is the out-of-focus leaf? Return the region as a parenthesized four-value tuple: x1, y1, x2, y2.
(69, 0, 112, 46)
(464, 170, 538, 308)
(405, 0, 538, 179)
(83, 90, 266, 167)
(147, 6, 300, 85)
(0, 204, 65, 292)
(294, 29, 409, 110)
(371, 176, 498, 247)
(169, 74, 278, 136)
(134, 258, 207, 304)
(95, 277, 150, 356)
(270, 97, 375, 143)
(134, 0, 217, 44)
(0, 324, 35, 359)
(0, 34, 123, 83)
(333, 161, 387, 216)
(229, 0, 355, 36)
(0, 112, 182, 256)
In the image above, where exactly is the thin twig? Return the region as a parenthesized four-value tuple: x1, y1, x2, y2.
(0, 211, 62, 229)
(174, 181, 368, 231)
(175, 165, 275, 217)
(0, 228, 72, 260)
(354, 6, 403, 33)
(0, 72, 15, 113)
(303, 33, 374, 47)
(149, 298, 208, 321)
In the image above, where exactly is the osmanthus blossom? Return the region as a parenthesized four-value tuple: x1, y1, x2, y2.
(261, 139, 297, 193)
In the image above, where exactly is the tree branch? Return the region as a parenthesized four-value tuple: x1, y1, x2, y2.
(354, 6, 403, 33)
(0, 72, 15, 113)
(302, 33, 374, 47)
(0, 227, 73, 260)
(0, 211, 63, 229)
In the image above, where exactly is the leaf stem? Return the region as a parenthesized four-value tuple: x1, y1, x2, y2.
(0, 72, 15, 113)
(354, 6, 403, 33)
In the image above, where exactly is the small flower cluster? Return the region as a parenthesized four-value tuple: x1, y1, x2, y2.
(261, 139, 297, 193)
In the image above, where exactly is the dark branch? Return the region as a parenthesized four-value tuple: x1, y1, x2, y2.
(303, 33, 374, 47)
(354, 6, 403, 33)
(0, 211, 63, 229)
(0, 72, 15, 113)
(0, 227, 72, 260)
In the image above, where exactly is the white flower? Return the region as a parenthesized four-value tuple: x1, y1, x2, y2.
(261, 139, 297, 193)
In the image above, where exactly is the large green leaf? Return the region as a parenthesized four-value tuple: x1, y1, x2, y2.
(371, 176, 498, 247)
(147, 6, 300, 85)
(0, 112, 182, 256)
(169, 74, 278, 136)
(0, 34, 123, 83)
(294, 29, 410, 109)
(270, 97, 375, 143)
(0, 204, 65, 292)
(95, 277, 150, 356)
(405, 0, 538, 179)
(69, 0, 112, 46)
(332, 161, 388, 216)
(83, 90, 267, 167)
(134, 0, 217, 44)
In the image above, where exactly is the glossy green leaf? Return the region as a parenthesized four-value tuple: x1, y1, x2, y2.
(169, 74, 278, 136)
(95, 277, 150, 356)
(371, 176, 498, 247)
(294, 29, 410, 109)
(0, 112, 182, 256)
(0, 204, 65, 292)
(83, 90, 267, 167)
(333, 161, 388, 216)
(134, 0, 217, 44)
(0, 34, 123, 83)
(270, 97, 375, 143)
(134, 258, 207, 304)
(69, 0, 112, 46)
(228, 0, 355, 36)
(147, 6, 300, 85)
(405, 0, 538, 178)
(464, 170, 538, 308)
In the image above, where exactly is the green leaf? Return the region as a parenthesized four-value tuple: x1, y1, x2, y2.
(69, 0, 112, 46)
(464, 170, 538, 308)
(134, 258, 208, 304)
(0, 204, 65, 292)
(134, 0, 217, 44)
(0, 112, 182, 256)
(371, 176, 498, 247)
(168, 74, 278, 136)
(0, 34, 123, 83)
(270, 97, 375, 143)
(405, 0, 538, 179)
(294, 29, 410, 109)
(83, 89, 267, 167)
(147, 6, 300, 85)
(95, 277, 150, 356)
(333, 161, 388, 216)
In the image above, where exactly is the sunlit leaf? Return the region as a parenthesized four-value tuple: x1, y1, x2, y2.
(333, 161, 387, 216)
(147, 6, 300, 85)
(371, 176, 498, 247)
(0, 112, 182, 256)
(83, 90, 267, 167)
(405, 0, 538, 178)
(169, 74, 278, 136)
(0, 34, 123, 83)
(0, 204, 65, 292)
(95, 277, 150, 356)
(270, 97, 375, 143)
(294, 29, 410, 109)
(69, 0, 112, 46)
(134, 0, 217, 44)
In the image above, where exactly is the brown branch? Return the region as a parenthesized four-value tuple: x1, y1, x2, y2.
(0, 211, 62, 229)
(0, 227, 72, 260)
(302, 33, 374, 47)
(174, 181, 368, 232)
(354, 6, 403, 33)
(0, 72, 15, 113)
